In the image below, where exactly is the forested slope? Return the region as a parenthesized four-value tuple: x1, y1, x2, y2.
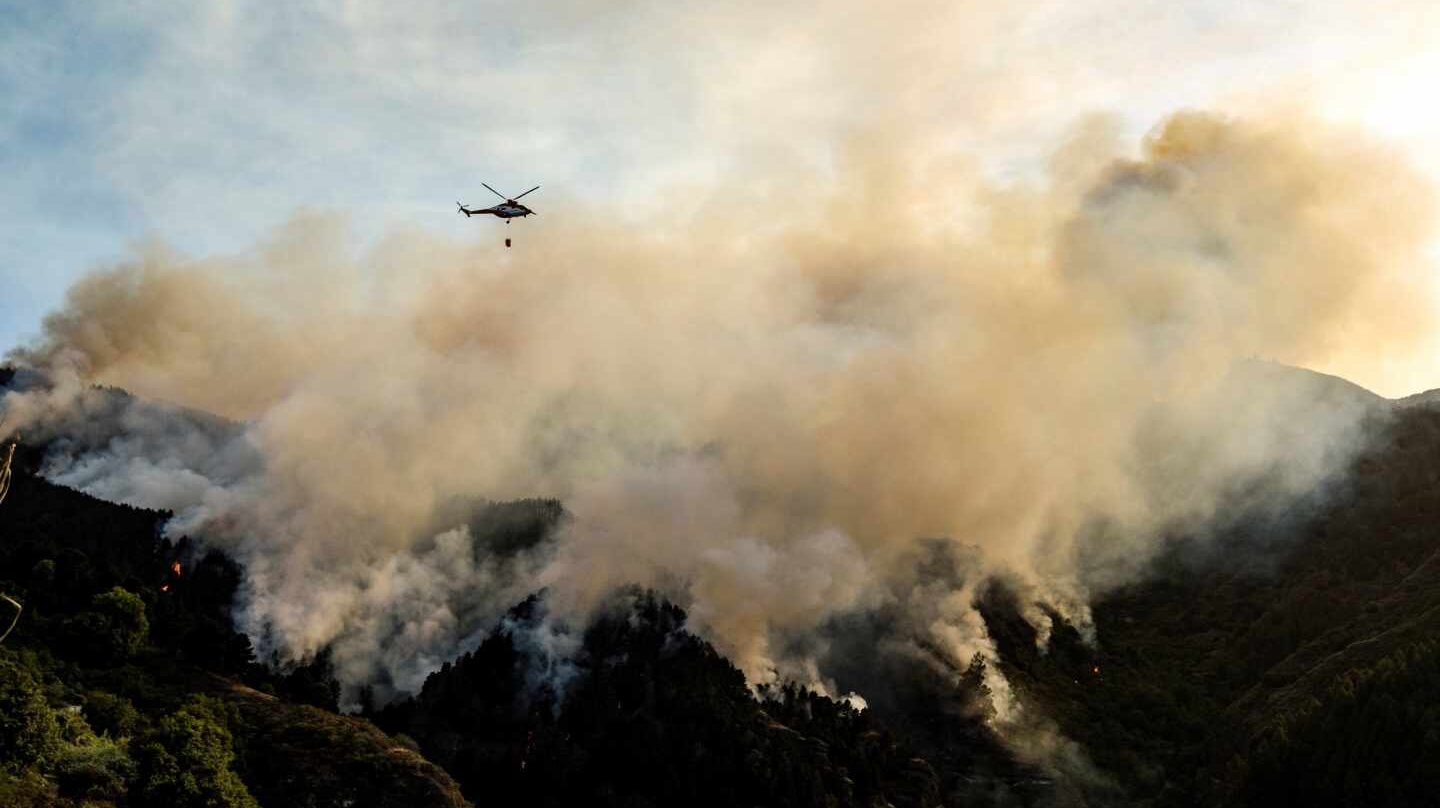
(988, 393, 1440, 806)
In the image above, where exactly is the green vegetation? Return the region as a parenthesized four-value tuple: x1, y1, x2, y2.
(229, 684, 468, 808)
(1243, 639, 1440, 806)
(132, 697, 257, 808)
(0, 655, 61, 773)
(0, 648, 189, 807)
(990, 401, 1440, 805)
(0, 469, 468, 807)
(0, 618, 257, 808)
(71, 587, 150, 663)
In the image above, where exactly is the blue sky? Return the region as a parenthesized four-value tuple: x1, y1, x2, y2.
(4, 0, 1439, 392)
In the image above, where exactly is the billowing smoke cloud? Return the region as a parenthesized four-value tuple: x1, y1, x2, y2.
(2, 112, 1433, 714)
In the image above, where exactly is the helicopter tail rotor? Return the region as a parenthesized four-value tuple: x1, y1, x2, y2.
(457, 202, 471, 217)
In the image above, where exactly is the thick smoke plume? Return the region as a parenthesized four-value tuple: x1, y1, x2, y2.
(2, 112, 1434, 709)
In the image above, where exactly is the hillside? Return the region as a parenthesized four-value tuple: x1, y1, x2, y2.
(373, 589, 1049, 808)
(7, 366, 1440, 806)
(984, 385, 1440, 805)
(0, 464, 1039, 807)
(0, 470, 470, 808)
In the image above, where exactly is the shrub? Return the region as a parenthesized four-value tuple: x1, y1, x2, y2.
(52, 735, 135, 802)
(83, 690, 141, 738)
(134, 698, 257, 808)
(89, 587, 150, 660)
(0, 769, 62, 807)
(0, 655, 61, 773)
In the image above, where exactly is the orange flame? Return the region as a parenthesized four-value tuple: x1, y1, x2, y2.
(171, 561, 182, 577)
(160, 584, 170, 593)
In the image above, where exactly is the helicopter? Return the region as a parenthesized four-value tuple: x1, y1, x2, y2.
(458, 184, 539, 248)
(458, 184, 539, 220)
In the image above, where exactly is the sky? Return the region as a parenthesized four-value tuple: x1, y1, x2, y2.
(4, 0, 1440, 396)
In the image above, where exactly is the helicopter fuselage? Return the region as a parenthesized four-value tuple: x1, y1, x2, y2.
(467, 203, 531, 219)
(458, 185, 539, 224)
(496, 203, 532, 218)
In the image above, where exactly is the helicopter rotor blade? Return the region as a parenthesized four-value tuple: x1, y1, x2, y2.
(481, 183, 508, 202)
(512, 185, 541, 201)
